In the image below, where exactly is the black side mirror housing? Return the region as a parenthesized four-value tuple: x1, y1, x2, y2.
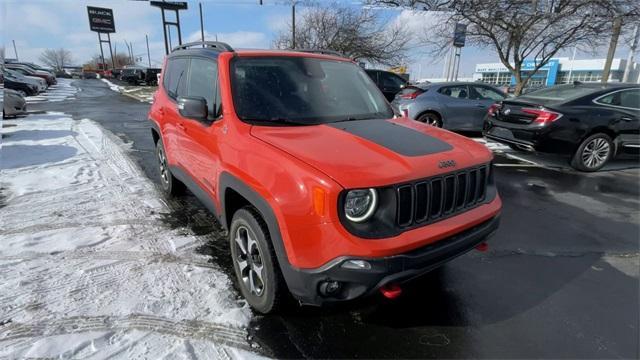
(178, 96, 208, 121)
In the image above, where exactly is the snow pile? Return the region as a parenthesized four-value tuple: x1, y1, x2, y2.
(25, 78, 78, 104)
(101, 78, 125, 93)
(0, 111, 262, 358)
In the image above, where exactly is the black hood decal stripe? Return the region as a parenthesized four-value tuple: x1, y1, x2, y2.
(327, 120, 453, 157)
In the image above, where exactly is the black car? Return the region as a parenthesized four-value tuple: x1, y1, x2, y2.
(3, 72, 38, 96)
(484, 83, 639, 171)
(365, 69, 408, 101)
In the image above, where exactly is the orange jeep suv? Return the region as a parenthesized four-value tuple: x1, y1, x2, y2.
(148, 42, 502, 313)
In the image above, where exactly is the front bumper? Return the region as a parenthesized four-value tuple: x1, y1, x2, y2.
(285, 215, 499, 306)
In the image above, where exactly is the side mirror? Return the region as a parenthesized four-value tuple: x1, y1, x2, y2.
(178, 96, 208, 121)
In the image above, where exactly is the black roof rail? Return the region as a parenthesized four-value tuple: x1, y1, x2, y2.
(172, 41, 234, 53)
(294, 48, 345, 57)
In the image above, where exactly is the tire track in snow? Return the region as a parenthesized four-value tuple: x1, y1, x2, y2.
(0, 314, 250, 350)
(0, 250, 216, 268)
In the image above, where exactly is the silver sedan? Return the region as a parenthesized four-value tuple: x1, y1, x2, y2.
(392, 82, 508, 131)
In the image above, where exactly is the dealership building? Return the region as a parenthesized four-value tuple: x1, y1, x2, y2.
(473, 58, 639, 86)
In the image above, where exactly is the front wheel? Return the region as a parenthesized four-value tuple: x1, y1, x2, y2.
(230, 207, 286, 314)
(571, 133, 613, 172)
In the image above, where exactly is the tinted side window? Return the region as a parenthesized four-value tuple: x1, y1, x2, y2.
(365, 70, 379, 85)
(187, 58, 219, 117)
(380, 72, 405, 88)
(439, 85, 469, 99)
(473, 85, 505, 100)
(620, 89, 640, 110)
(163, 57, 188, 99)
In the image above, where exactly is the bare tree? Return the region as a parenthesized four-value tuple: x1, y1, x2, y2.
(273, 3, 411, 66)
(39, 48, 73, 72)
(84, 53, 134, 70)
(372, 0, 640, 94)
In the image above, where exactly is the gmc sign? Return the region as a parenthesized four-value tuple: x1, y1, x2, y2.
(87, 6, 116, 33)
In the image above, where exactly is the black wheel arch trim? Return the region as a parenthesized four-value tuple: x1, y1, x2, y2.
(148, 118, 161, 141)
(218, 171, 314, 303)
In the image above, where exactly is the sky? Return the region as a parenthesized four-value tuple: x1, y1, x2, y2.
(2, 0, 637, 80)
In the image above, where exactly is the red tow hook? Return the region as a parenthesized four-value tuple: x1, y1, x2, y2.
(476, 242, 489, 252)
(380, 283, 402, 299)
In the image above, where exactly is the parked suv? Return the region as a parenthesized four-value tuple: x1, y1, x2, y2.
(148, 42, 502, 313)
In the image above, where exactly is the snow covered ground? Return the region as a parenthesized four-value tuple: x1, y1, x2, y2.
(101, 79, 156, 103)
(25, 79, 78, 104)
(0, 111, 263, 358)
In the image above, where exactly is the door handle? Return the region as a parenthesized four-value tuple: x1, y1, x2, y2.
(158, 108, 165, 116)
(620, 116, 635, 122)
(476, 104, 486, 108)
(177, 123, 186, 131)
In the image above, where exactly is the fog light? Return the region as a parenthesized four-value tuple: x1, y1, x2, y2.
(319, 280, 341, 296)
(341, 259, 371, 270)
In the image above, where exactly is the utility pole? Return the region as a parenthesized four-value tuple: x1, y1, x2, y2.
(291, 1, 296, 49)
(567, 46, 577, 83)
(199, 2, 205, 46)
(146, 34, 152, 67)
(12, 40, 18, 60)
(602, 16, 623, 83)
(622, 24, 639, 83)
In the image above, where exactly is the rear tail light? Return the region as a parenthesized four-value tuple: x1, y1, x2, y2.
(399, 91, 422, 100)
(487, 103, 501, 117)
(521, 107, 562, 126)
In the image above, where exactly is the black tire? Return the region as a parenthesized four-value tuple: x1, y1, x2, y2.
(229, 206, 286, 314)
(155, 139, 185, 195)
(417, 111, 443, 127)
(571, 133, 613, 172)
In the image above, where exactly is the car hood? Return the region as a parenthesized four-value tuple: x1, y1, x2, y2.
(250, 118, 493, 188)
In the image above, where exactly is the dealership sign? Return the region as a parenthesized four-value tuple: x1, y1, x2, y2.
(453, 23, 467, 47)
(87, 6, 115, 33)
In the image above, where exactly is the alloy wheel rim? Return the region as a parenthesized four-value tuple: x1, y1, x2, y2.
(158, 148, 169, 185)
(234, 225, 265, 297)
(425, 115, 440, 127)
(581, 138, 610, 169)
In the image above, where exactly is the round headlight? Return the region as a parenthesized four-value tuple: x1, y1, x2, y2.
(344, 188, 377, 222)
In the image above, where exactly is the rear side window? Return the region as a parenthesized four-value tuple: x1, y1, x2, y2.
(380, 72, 406, 88)
(187, 58, 220, 117)
(597, 89, 640, 110)
(163, 57, 188, 99)
(439, 85, 469, 99)
(473, 85, 505, 100)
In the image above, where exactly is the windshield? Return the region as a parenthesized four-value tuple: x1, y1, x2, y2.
(231, 56, 393, 124)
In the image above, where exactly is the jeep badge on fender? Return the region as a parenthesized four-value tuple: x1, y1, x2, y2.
(148, 41, 501, 314)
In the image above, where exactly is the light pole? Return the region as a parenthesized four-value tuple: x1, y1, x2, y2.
(622, 25, 639, 83)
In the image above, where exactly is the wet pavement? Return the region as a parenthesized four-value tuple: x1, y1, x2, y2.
(26, 79, 640, 359)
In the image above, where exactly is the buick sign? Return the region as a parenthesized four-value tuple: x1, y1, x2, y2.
(87, 6, 116, 33)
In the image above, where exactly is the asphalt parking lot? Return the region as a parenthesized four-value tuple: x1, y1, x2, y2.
(22, 79, 640, 359)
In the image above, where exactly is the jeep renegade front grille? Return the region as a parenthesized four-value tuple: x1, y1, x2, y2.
(396, 164, 489, 227)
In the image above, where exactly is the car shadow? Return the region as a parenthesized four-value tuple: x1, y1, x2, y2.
(504, 151, 640, 172)
(0, 144, 77, 170)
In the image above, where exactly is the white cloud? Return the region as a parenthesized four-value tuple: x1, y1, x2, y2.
(186, 30, 269, 49)
(4, 0, 163, 66)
